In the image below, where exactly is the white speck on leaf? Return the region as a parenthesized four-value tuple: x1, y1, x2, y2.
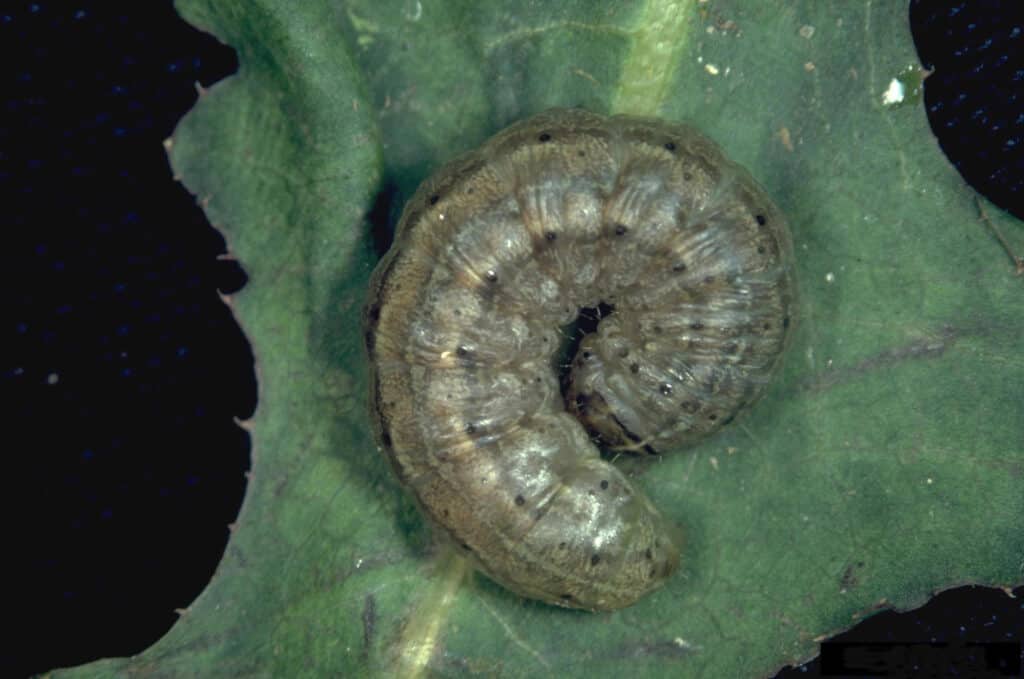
(882, 78, 905, 105)
(404, 0, 422, 21)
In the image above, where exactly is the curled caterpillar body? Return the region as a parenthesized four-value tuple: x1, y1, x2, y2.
(364, 108, 796, 611)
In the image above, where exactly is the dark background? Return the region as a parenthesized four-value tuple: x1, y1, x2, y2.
(2, 1, 1021, 677)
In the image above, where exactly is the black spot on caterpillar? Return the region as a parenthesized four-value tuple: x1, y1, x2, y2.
(364, 108, 797, 611)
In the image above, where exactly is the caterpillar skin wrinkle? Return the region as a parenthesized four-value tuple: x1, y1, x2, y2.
(364, 108, 796, 611)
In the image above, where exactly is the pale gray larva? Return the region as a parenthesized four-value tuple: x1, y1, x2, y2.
(364, 108, 796, 611)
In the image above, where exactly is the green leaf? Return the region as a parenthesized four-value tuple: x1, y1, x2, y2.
(62, 1, 1024, 677)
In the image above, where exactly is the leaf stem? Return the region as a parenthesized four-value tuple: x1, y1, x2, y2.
(975, 196, 1024, 276)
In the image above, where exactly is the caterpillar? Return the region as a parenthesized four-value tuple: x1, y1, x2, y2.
(364, 108, 796, 611)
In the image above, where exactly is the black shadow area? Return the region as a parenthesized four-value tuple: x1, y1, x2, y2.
(1, 3, 247, 676)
